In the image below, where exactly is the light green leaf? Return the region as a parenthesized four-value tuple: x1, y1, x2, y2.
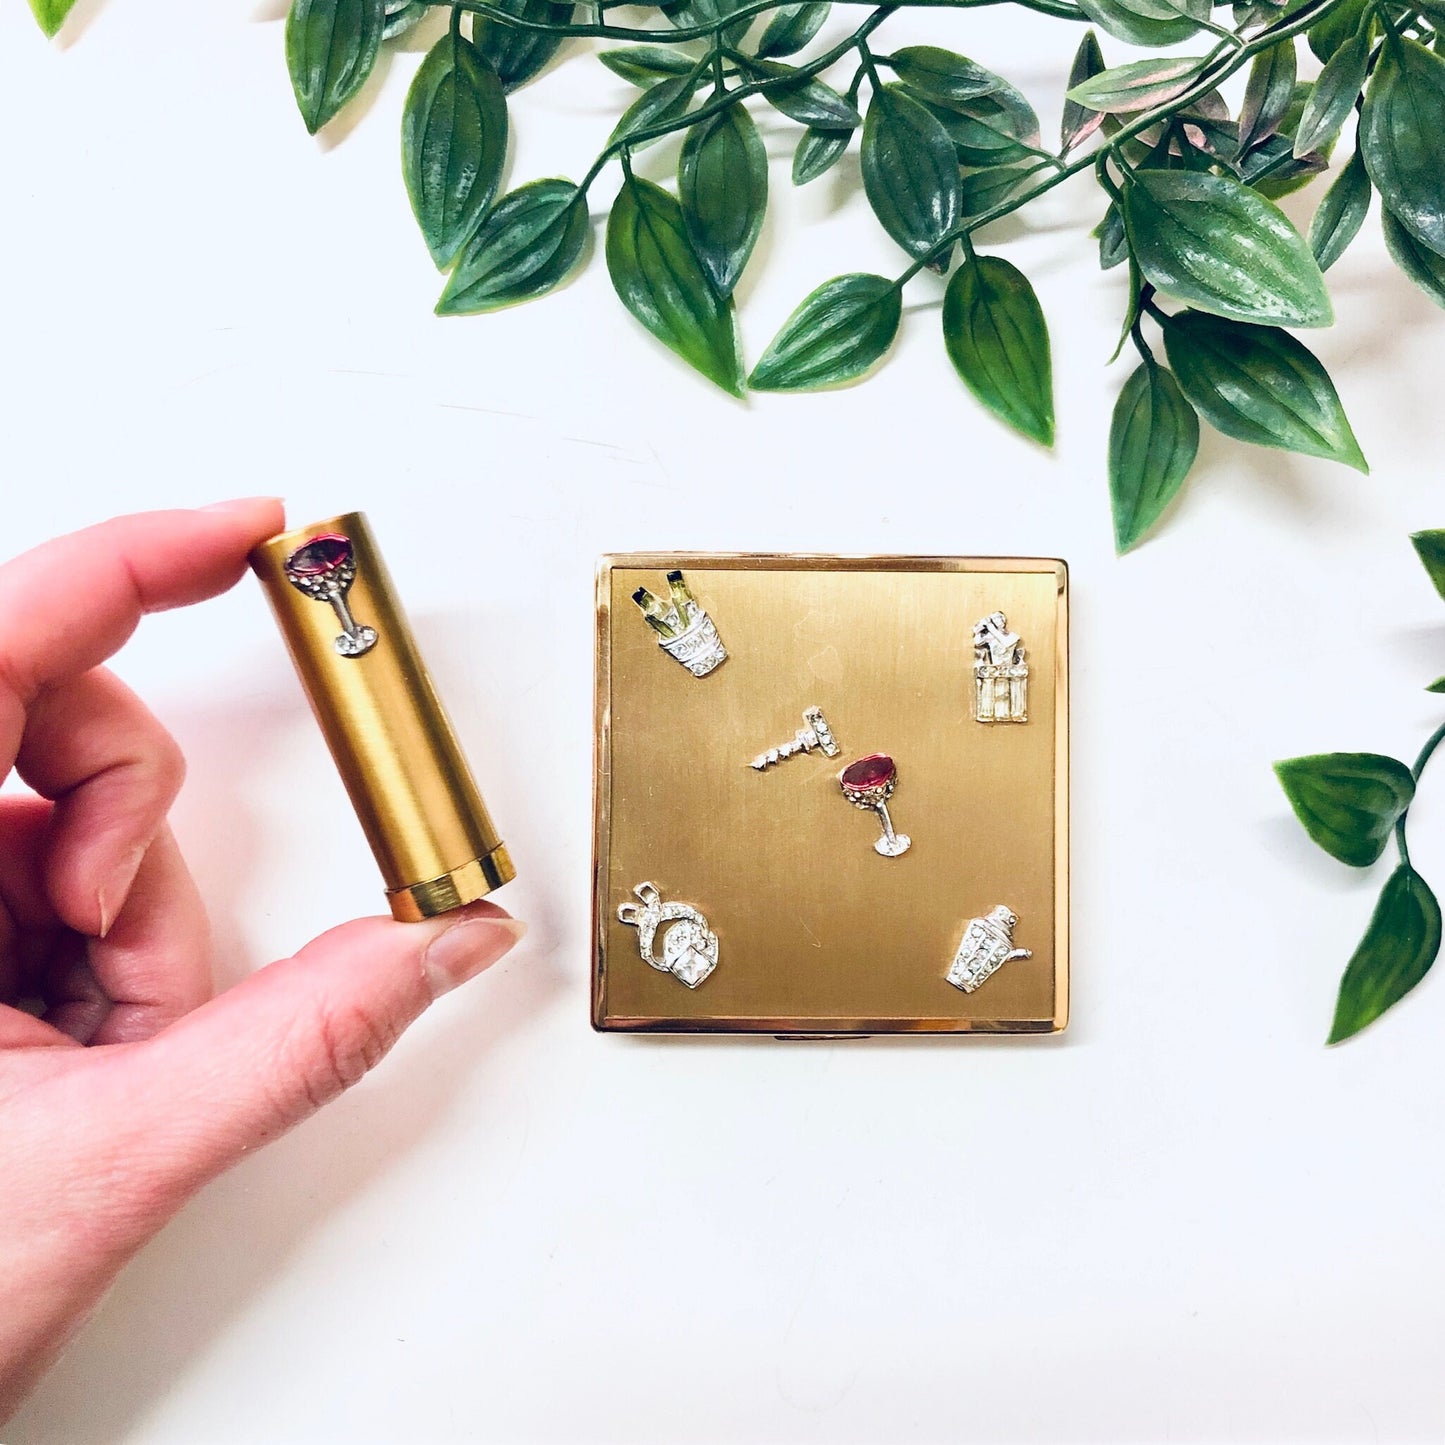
(1275, 752, 1415, 867)
(1109, 359, 1200, 553)
(28, 0, 79, 36)
(942, 255, 1054, 446)
(755, 2, 830, 59)
(1328, 865, 1440, 1044)
(606, 173, 743, 395)
(1163, 311, 1366, 470)
(286, 0, 386, 134)
(1309, 148, 1371, 270)
(1294, 24, 1368, 158)
(1360, 36, 1445, 256)
(1383, 208, 1445, 308)
(402, 31, 508, 269)
(598, 46, 698, 85)
(1122, 169, 1332, 327)
(1061, 30, 1106, 151)
(861, 84, 961, 267)
(1410, 530, 1445, 601)
(679, 104, 767, 296)
(436, 178, 587, 315)
(749, 274, 901, 390)
(472, 0, 575, 91)
(1237, 40, 1298, 153)
(1067, 56, 1205, 115)
(792, 125, 853, 183)
(887, 47, 1004, 110)
(1077, 0, 1206, 47)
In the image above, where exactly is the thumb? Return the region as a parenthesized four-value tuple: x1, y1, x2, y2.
(112, 902, 524, 1204)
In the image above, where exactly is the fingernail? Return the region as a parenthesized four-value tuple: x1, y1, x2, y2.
(97, 845, 146, 939)
(200, 497, 284, 514)
(423, 915, 526, 998)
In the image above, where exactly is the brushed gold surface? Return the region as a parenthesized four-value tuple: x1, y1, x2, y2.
(251, 512, 514, 922)
(593, 555, 1067, 1035)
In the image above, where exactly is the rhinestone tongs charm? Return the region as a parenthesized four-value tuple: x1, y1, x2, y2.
(618, 881, 719, 988)
(284, 533, 379, 658)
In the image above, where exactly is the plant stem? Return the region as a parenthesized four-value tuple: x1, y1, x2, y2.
(1395, 718, 1445, 867)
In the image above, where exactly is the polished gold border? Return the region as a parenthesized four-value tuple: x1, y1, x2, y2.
(592, 553, 1069, 1036)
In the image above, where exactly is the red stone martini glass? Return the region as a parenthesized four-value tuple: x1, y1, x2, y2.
(839, 754, 911, 857)
(284, 533, 378, 658)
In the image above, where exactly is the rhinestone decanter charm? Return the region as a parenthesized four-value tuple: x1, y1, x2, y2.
(838, 753, 911, 857)
(973, 611, 1028, 722)
(617, 881, 719, 988)
(750, 706, 840, 771)
(631, 570, 727, 677)
(284, 533, 379, 658)
(947, 906, 1032, 993)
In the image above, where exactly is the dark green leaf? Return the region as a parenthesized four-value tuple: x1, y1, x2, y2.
(1237, 40, 1298, 153)
(1109, 359, 1200, 553)
(942, 255, 1054, 445)
(919, 83, 1042, 167)
(861, 84, 961, 266)
(665, 0, 750, 47)
(1328, 865, 1441, 1044)
(402, 32, 508, 269)
(1096, 201, 1129, 269)
(598, 46, 698, 85)
(1163, 311, 1366, 470)
(792, 125, 853, 183)
(679, 104, 767, 295)
(609, 72, 697, 147)
(1384, 207, 1445, 308)
(1410, 530, 1445, 601)
(747, 58, 860, 128)
(1061, 30, 1106, 151)
(1067, 56, 1204, 115)
(1309, 0, 1369, 62)
(383, 0, 427, 39)
(437, 178, 587, 314)
(1294, 24, 1368, 157)
(1122, 169, 1332, 327)
(28, 0, 79, 36)
(1242, 133, 1330, 199)
(286, 0, 386, 134)
(887, 47, 1004, 110)
(1427, 676, 1445, 693)
(755, 2, 830, 59)
(749, 274, 901, 390)
(472, 0, 575, 91)
(1077, 0, 1206, 47)
(1309, 148, 1371, 270)
(960, 163, 1047, 217)
(605, 173, 743, 395)
(1275, 753, 1415, 867)
(1360, 36, 1445, 256)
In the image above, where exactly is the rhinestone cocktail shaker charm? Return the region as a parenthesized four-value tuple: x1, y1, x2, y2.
(251, 512, 514, 922)
(973, 611, 1029, 722)
(947, 906, 1032, 993)
(839, 753, 911, 857)
(618, 882, 719, 988)
(632, 570, 727, 677)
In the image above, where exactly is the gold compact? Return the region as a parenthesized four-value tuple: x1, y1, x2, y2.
(593, 554, 1068, 1037)
(251, 512, 514, 921)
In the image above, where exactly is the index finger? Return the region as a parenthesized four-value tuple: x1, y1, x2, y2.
(0, 499, 284, 767)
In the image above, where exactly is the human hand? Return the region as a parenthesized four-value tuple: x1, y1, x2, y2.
(0, 502, 524, 1421)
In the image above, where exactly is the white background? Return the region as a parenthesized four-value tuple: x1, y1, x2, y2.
(3, 0, 1445, 1439)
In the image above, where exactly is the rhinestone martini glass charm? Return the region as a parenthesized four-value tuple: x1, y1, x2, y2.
(839, 753, 911, 857)
(283, 533, 378, 658)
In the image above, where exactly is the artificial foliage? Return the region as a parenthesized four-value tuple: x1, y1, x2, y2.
(30, 0, 1445, 546)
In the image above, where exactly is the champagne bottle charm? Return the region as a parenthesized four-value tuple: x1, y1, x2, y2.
(630, 569, 727, 677)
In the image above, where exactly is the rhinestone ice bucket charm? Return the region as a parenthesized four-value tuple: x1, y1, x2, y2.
(630, 570, 727, 678)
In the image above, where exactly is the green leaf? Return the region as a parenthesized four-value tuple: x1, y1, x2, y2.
(919, 83, 1042, 167)
(749, 274, 901, 390)
(28, 0, 79, 36)
(1294, 24, 1368, 158)
(1309, 0, 1369, 63)
(679, 104, 767, 296)
(755, 1, 830, 59)
(383, 1, 428, 40)
(861, 85, 961, 267)
(747, 58, 860, 128)
(598, 46, 698, 85)
(960, 163, 1047, 218)
(606, 173, 743, 395)
(472, 0, 575, 91)
(609, 72, 698, 148)
(942, 255, 1054, 446)
(286, 0, 386, 134)
(1383, 207, 1445, 308)
(436, 178, 587, 315)
(792, 125, 853, 183)
(1309, 148, 1371, 270)
(402, 32, 508, 269)
(1360, 36, 1445, 256)
(1122, 170, 1332, 327)
(1163, 311, 1366, 470)
(1275, 753, 1415, 867)
(887, 47, 1004, 110)
(666, 0, 751, 47)
(1237, 40, 1298, 153)
(1061, 30, 1106, 151)
(1077, 0, 1206, 47)
(1108, 359, 1200, 553)
(1328, 865, 1441, 1044)
(1096, 200, 1128, 269)
(1410, 530, 1445, 601)
(1067, 56, 1205, 115)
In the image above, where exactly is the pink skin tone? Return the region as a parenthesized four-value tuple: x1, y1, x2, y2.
(0, 502, 524, 1421)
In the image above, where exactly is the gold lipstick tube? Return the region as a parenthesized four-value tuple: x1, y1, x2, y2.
(250, 512, 514, 921)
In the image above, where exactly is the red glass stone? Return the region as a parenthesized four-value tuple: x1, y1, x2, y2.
(840, 754, 896, 792)
(286, 533, 352, 577)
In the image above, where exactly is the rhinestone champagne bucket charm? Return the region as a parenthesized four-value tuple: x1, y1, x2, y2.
(973, 611, 1028, 722)
(947, 906, 1032, 993)
(631, 570, 727, 677)
(284, 533, 378, 658)
(618, 882, 719, 988)
(839, 753, 911, 857)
